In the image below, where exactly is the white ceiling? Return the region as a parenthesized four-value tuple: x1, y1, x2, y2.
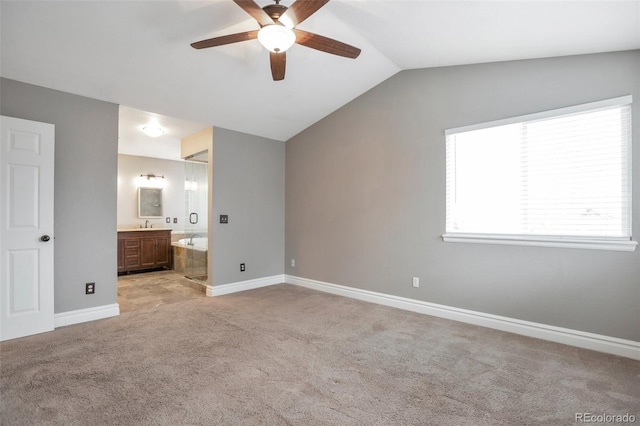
(118, 106, 209, 161)
(2, 0, 639, 147)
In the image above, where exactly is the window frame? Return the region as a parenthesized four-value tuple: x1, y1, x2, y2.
(442, 96, 637, 252)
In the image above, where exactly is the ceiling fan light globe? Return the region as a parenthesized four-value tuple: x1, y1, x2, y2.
(258, 25, 295, 53)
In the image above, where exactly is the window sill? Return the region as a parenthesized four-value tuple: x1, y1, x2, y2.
(441, 233, 638, 252)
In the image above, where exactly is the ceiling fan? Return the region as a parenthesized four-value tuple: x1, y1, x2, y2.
(191, 0, 361, 81)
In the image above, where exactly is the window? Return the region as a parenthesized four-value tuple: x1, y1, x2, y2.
(444, 96, 636, 251)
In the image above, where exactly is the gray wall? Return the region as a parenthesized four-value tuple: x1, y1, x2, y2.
(285, 50, 640, 341)
(1, 78, 119, 314)
(117, 154, 186, 230)
(212, 128, 285, 286)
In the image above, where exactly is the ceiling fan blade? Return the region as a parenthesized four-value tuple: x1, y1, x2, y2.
(270, 52, 286, 81)
(293, 29, 361, 59)
(279, 0, 329, 28)
(191, 30, 259, 49)
(233, 0, 274, 27)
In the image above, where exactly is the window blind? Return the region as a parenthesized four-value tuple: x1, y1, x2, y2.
(445, 97, 632, 240)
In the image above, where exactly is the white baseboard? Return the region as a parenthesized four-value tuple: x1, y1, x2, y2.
(55, 303, 120, 328)
(286, 275, 640, 360)
(206, 274, 284, 297)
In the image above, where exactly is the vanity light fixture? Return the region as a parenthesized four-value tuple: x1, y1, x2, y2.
(137, 173, 166, 188)
(140, 174, 165, 180)
(142, 125, 165, 137)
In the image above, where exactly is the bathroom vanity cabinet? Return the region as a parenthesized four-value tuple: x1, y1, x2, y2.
(117, 229, 172, 274)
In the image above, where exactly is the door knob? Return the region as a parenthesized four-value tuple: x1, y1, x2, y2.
(40, 235, 51, 242)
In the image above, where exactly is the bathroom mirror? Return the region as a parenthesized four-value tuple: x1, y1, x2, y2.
(138, 187, 163, 218)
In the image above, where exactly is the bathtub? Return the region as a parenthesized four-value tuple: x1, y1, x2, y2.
(172, 237, 208, 252)
(172, 237, 208, 277)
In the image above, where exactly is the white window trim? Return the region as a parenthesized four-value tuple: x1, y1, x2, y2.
(443, 96, 636, 252)
(442, 233, 637, 252)
(445, 95, 632, 135)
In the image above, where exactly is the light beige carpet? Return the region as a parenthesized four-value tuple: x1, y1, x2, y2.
(1, 284, 638, 425)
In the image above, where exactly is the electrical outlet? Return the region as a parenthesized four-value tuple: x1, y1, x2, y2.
(173, 218, 178, 223)
(240, 263, 245, 272)
(220, 215, 228, 224)
(291, 259, 295, 267)
(86, 282, 95, 294)
(412, 277, 419, 288)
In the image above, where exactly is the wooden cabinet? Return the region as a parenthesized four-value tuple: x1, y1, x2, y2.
(155, 237, 171, 265)
(117, 238, 125, 272)
(117, 230, 172, 274)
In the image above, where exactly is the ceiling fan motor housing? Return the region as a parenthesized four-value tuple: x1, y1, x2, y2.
(262, 4, 288, 24)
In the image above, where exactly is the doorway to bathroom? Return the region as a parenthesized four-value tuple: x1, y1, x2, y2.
(116, 105, 211, 312)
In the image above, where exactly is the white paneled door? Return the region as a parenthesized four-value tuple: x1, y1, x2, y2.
(0, 116, 55, 341)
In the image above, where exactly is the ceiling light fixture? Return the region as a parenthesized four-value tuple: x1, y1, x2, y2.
(142, 125, 165, 137)
(257, 24, 295, 53)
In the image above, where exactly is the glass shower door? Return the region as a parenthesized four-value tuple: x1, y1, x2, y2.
(184, 158, 208, 282)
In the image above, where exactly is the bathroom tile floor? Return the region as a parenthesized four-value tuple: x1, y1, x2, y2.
(117, 270, 206, 313)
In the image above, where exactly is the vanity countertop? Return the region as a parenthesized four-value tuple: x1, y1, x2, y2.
(118, 228, 172, 232)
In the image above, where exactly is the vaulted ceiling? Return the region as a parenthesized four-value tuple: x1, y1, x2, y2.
(2, 1, 639, 142)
